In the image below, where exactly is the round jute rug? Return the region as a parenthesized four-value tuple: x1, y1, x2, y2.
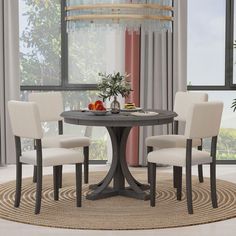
(0, 171, 236, 230)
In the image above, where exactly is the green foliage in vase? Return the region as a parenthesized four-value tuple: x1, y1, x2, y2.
(97, 72, 133, 101)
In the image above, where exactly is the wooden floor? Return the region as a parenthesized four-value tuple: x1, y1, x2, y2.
(0, 164, 236, 236)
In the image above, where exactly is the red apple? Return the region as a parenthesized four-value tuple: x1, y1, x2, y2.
(95, 100, 103, 107)
(88, 103, 95, 110)
(95, 104, 104, 111)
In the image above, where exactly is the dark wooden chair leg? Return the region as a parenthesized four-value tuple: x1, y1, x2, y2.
(210, 136, 218, 208)
(33, 140, 37, 183)
(57, 121, 63, 188)
(173, 166, 178, 188)
(173, 120, 179, 189)
(197, 145, 204, 183)
(148, 162, 152, 184)
(58, 165, 63, 188)
(53, 166, 60, 201)
(35, 165, 42, 214)
(33, 166, 37, 183)
(176, 166, 182, 201)
(149, 162, 156, 207)
(186, 139, 193, 214)
(186, 165, 193, 214)
(147, 146, 153, 184)
(210, 162, 218, 208)
(76, 163, 82, 207)
(83, 146, 89, 184)
(14, 163, 22, 207)
(198, 165, 204, 183)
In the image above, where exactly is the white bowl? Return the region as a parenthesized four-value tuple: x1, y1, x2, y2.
(90, 110, 109, 116)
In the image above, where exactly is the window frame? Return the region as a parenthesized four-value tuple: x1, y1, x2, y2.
(19, 0, 105, 164)
(20, 0, 99, 92)
(187, 0, 236, 164)
(187, 0, 234, 91)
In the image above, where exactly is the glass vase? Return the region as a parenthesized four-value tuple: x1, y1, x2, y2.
(110, 96, 120, 114)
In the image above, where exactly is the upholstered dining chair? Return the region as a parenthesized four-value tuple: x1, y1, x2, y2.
(148, 102, 223, 214)
(28, 92, 91, 185)
(8, 101, 84, 214)
(146, 92, 208, 186)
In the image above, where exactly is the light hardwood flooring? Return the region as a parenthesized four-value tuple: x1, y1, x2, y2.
(0, 164, 236, 236)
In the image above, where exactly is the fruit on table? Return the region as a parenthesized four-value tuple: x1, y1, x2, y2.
(95, 104, 105, 111)
(88, 100, 106, 111)
(88, 103, 95, 110)
(95, 100, 103, 107)
(124, 103, 136, 109)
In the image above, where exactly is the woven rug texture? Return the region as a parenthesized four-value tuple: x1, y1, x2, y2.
(0, 171, 236, 230)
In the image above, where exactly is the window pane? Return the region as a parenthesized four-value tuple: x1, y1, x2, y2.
(201, 91, 236, 160)
(68, 30, 125, 84)
(20, 91, 108, 161)
(187, 0, 225, 86)
(19, 0, 61, 86)
(233, 1, 236, 84)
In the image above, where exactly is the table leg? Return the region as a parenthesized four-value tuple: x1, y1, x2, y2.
(86, 126, 150, 201)
(86, 142, 119, 199)
(86, 127, 122, 200)
(118, 127, 149, 199)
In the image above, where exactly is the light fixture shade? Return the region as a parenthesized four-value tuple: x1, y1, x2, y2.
(65, 0, 173, 32)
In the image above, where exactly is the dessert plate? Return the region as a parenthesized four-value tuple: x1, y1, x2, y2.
(120, 107, 142, 112)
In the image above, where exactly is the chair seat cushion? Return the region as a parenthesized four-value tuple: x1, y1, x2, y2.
(20, 148, 84, 167)
(145, 135, 201, 148)
(147, 148, 212, 167)
(42, 135, 91, 148)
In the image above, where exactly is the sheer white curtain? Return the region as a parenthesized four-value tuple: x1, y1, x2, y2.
(0, 0, 20, 165)
(139, 0, 187, 165)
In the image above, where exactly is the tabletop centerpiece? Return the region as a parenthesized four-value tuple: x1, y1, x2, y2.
(97, 72, 132, 114)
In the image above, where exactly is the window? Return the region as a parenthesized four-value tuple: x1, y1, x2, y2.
(19, 0, 61, 86)
(233, 1, 236, 84)
(201, 91, 236, 161)
(19, 0, 125, 162)
(188, 0, 236, 162)
(68, 30, 125, 84)
(187, 0, 226, 86)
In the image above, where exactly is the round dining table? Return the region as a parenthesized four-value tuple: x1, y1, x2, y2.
(61, 109, 177, 201)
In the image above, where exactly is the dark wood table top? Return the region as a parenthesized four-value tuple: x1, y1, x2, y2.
(61, 109, 177, 127)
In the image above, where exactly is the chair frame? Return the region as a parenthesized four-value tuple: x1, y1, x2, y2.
(15, 136, 82, 214)
(33, 120, 89, 185)
(149, 136, 218, 214)
(147, 120, 204, 186)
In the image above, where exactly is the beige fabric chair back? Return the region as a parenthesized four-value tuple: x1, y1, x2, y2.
(84, 126, 93, 138)
(185, 102, 223, 139)
(174, 92, 208, 122)
(28, 92, 63, 122)
(8, 101, 43, 139)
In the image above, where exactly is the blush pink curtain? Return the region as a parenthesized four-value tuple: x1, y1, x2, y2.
(125, 31, 140, 166)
